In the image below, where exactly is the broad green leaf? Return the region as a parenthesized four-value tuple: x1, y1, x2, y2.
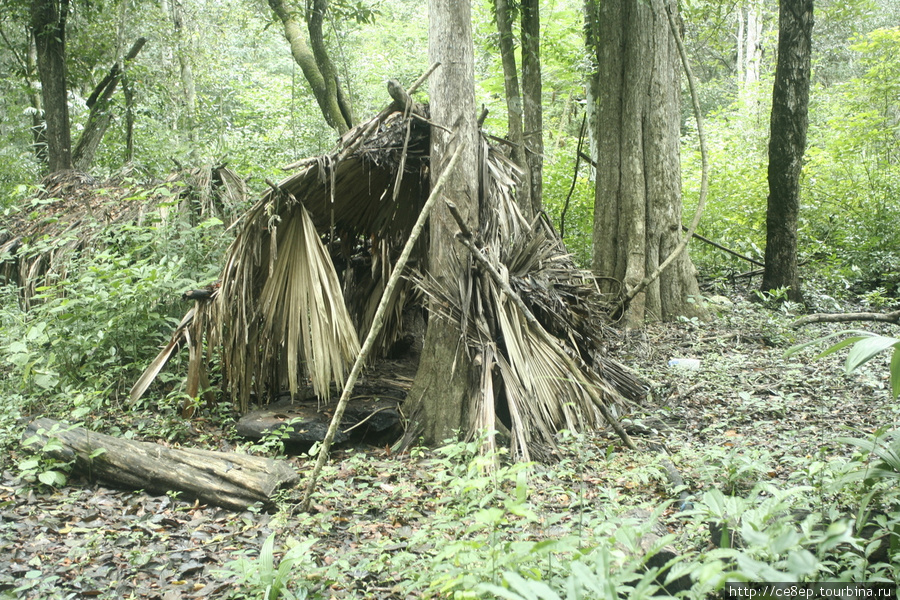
(785, 549, 819, 577)
(845, 335, 899, 373)
(478, 583, 531, 600)
(504, 572, 562, 600)
(475, 507, 505, 525)
(38, 470, 67, 487)
(259, 533, 276, 584)
(816, 335, 869, 359)
(783, 329, 870, 358)
(891, 346, 900, 398)
(18, 458, 40, 471)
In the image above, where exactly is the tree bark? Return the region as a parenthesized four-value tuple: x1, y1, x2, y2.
(589, 0, 706, 328)
(267, 0, 351, 134)
(492, 0, 530, 218)
(760, 0, 813, 303)
(30, 0, 72, 172)
(307, 0, 353, 130)
(123, 70, 136, 163)
(400, 0, 479, 447)
(521, 0, 543, 215)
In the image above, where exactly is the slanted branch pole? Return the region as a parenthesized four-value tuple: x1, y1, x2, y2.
(445, 201, 638, 452)
(300, 136, 465, 512)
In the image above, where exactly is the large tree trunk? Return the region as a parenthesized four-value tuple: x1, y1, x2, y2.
(267, 0, 352, 135)
(400, 0, 479, 447)
(521, 0, 543, 215)
(30, 0, 72, 172)
(493, 0, 530, 218)
(589, 0, 706, 328)
(760, 0, 813, 303)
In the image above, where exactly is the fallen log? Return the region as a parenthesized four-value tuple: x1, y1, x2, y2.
(23, 418, 299, 511)
(792, 309, 900, 328)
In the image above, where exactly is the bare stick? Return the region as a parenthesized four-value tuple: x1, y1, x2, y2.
(300, 136, 465, 512)
(684, 226, 764, 267)
(408, 62, 440, 95)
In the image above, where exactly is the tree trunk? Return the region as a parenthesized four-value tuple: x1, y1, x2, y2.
(737, 1, 764, 109)
(171, 0, 198, 154)
(123, 71, 136, 163)
(72, 38, 147, 171)
(760, 0, 813, 303)
(583, 1, 600, 177)
(24, 418, 298, 511)
(493, 0, 530, 218)
(307, 0, 353, 130)
(30, 0, 72, 172)
(494, 0, 532, 218)
(589, 0, 706, 328)
(400, 0, 479, 447)
(267, 0, 351, 134)
(521, 0, 543, 215)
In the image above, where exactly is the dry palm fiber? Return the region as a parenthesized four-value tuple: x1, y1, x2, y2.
(257, 201, 360, 401)
(207, 109, 432, 412)
(411, 141, 642, 460)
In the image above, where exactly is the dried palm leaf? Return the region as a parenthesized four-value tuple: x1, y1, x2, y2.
(256, 201, 361, 401)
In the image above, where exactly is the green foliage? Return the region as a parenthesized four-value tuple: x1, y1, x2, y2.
(837, 427, 900, 486)
(216, 533, 319, 600)
(477, 547, 670, 600)
(0, 209, 230, 418)
(18, 423, 73, 489)
(785, 330, 900, 398)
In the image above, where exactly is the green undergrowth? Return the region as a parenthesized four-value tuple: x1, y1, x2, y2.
(203, 430, 900, 599)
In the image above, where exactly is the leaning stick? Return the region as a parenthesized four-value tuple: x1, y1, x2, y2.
(300, 136, 465, 512)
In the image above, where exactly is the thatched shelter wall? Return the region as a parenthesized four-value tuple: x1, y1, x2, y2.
(132, 98, 648, 459)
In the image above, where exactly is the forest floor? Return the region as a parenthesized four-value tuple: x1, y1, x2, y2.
(1, 289, 898, 599)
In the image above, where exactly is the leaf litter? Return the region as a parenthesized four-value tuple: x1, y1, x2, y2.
(1, 296, 898, 598)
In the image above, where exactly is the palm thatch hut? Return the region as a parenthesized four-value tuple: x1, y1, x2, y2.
(133, 86, 649, 460)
